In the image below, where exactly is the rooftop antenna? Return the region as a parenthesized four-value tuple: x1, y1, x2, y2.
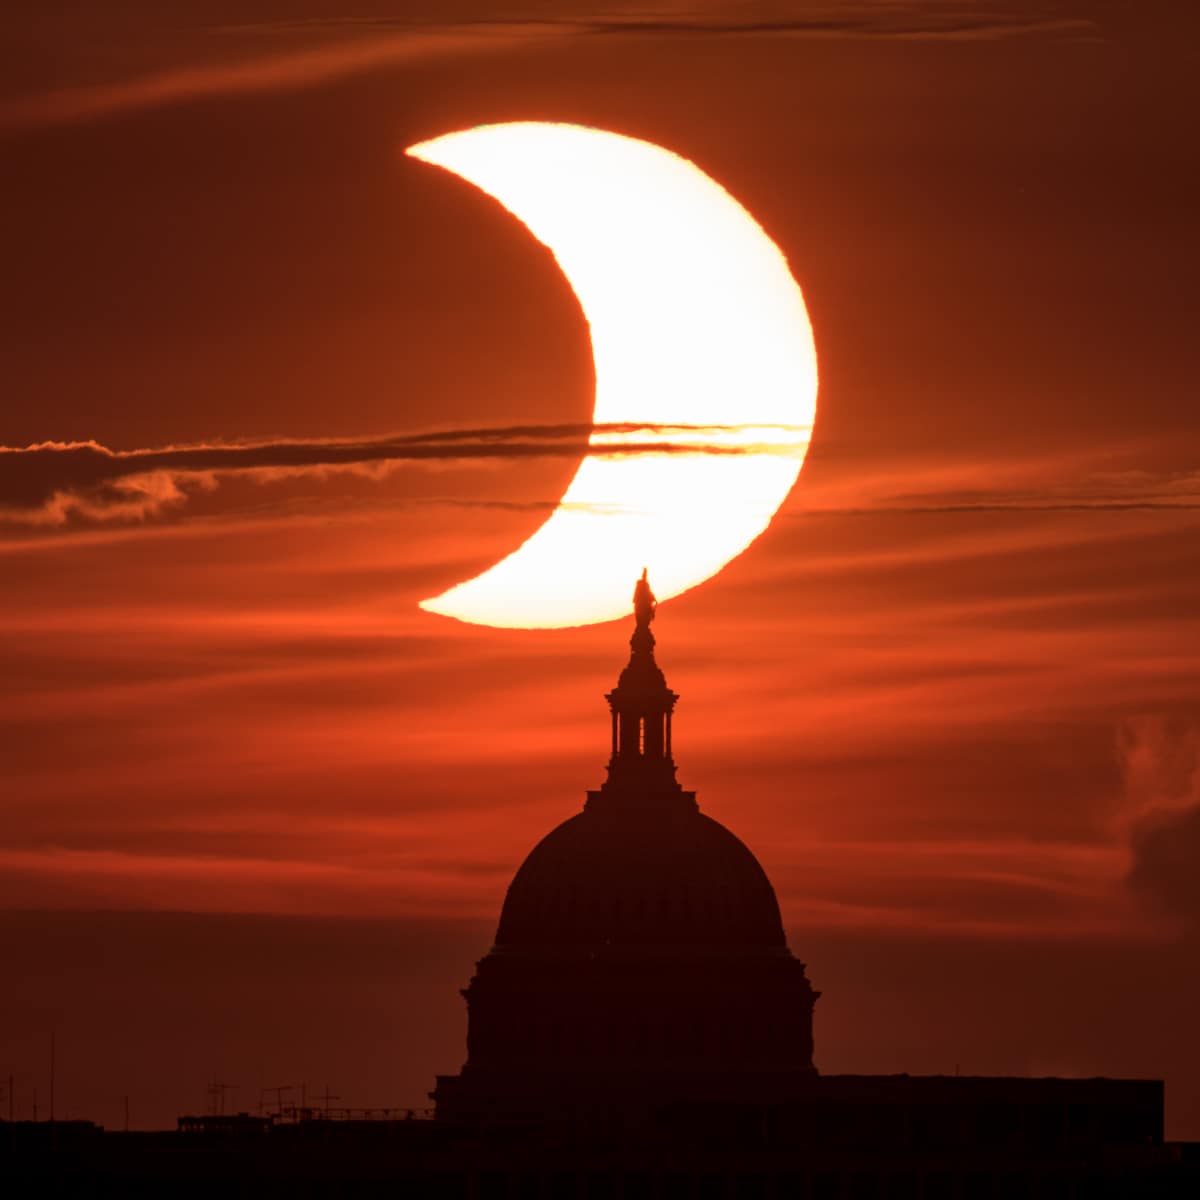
(261, 1084, 295, 1116)
(315, 1084, 340, 1116)
(209, 1081, 239, 1116)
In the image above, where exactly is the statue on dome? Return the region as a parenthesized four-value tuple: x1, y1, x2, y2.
(633, 568, 657, 629)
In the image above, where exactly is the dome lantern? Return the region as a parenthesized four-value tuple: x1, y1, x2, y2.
(600, 570, 682, 795)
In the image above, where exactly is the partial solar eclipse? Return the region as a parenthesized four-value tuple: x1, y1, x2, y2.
(407, 123, 817, 629)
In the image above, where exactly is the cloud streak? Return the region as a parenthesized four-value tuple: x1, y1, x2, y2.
(0, 24, 536, 131)
(0, 4, 1099, 131)
(788, 446, 1200, 518)
(0, 423, 808, 526)
(3, 424, 1197, 531)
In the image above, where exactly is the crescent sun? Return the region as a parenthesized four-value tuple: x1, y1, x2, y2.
(406, 122, 818, 629)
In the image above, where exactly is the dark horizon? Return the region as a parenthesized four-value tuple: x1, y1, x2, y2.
(6, 904, 1196, 1135)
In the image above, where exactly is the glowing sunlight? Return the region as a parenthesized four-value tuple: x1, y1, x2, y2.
(407, 122, 818, 628)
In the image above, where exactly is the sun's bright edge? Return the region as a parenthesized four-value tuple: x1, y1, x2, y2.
(406, 122, 817, 630)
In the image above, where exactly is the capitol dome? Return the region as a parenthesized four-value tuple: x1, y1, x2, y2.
(433, 573, 819, 1127)
(495, 802, 787, 950)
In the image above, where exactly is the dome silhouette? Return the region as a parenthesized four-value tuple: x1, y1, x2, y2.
(496, 803, 787, 950)
(433, 574, 819, 1126)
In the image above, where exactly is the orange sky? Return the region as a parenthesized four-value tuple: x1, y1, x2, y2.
(2, 0, 1199, 1134)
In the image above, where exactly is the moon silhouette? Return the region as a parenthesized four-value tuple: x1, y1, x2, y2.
(407, 123, 817, 629)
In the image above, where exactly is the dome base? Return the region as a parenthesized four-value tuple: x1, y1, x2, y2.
(432, 1063, 821, 1132)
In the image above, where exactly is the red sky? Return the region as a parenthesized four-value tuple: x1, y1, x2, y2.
(2, 1, 1199, 1134)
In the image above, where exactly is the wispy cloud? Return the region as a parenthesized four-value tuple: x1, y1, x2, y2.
(793, 450, 1200, 518)
(0, 423, 809, 526)
(0, 3, 1100, 131)
(3, 423, 1196, 531)
(1121, 717, 1200, 932)
(217, 5, 1099, 44)
(0, 23, 537, 131)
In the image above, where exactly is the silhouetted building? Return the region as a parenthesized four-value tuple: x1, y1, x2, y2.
(407, 575, 1193, 1197)
(434, 571, 818, 1130)
(4, 577, 1197, 1195)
